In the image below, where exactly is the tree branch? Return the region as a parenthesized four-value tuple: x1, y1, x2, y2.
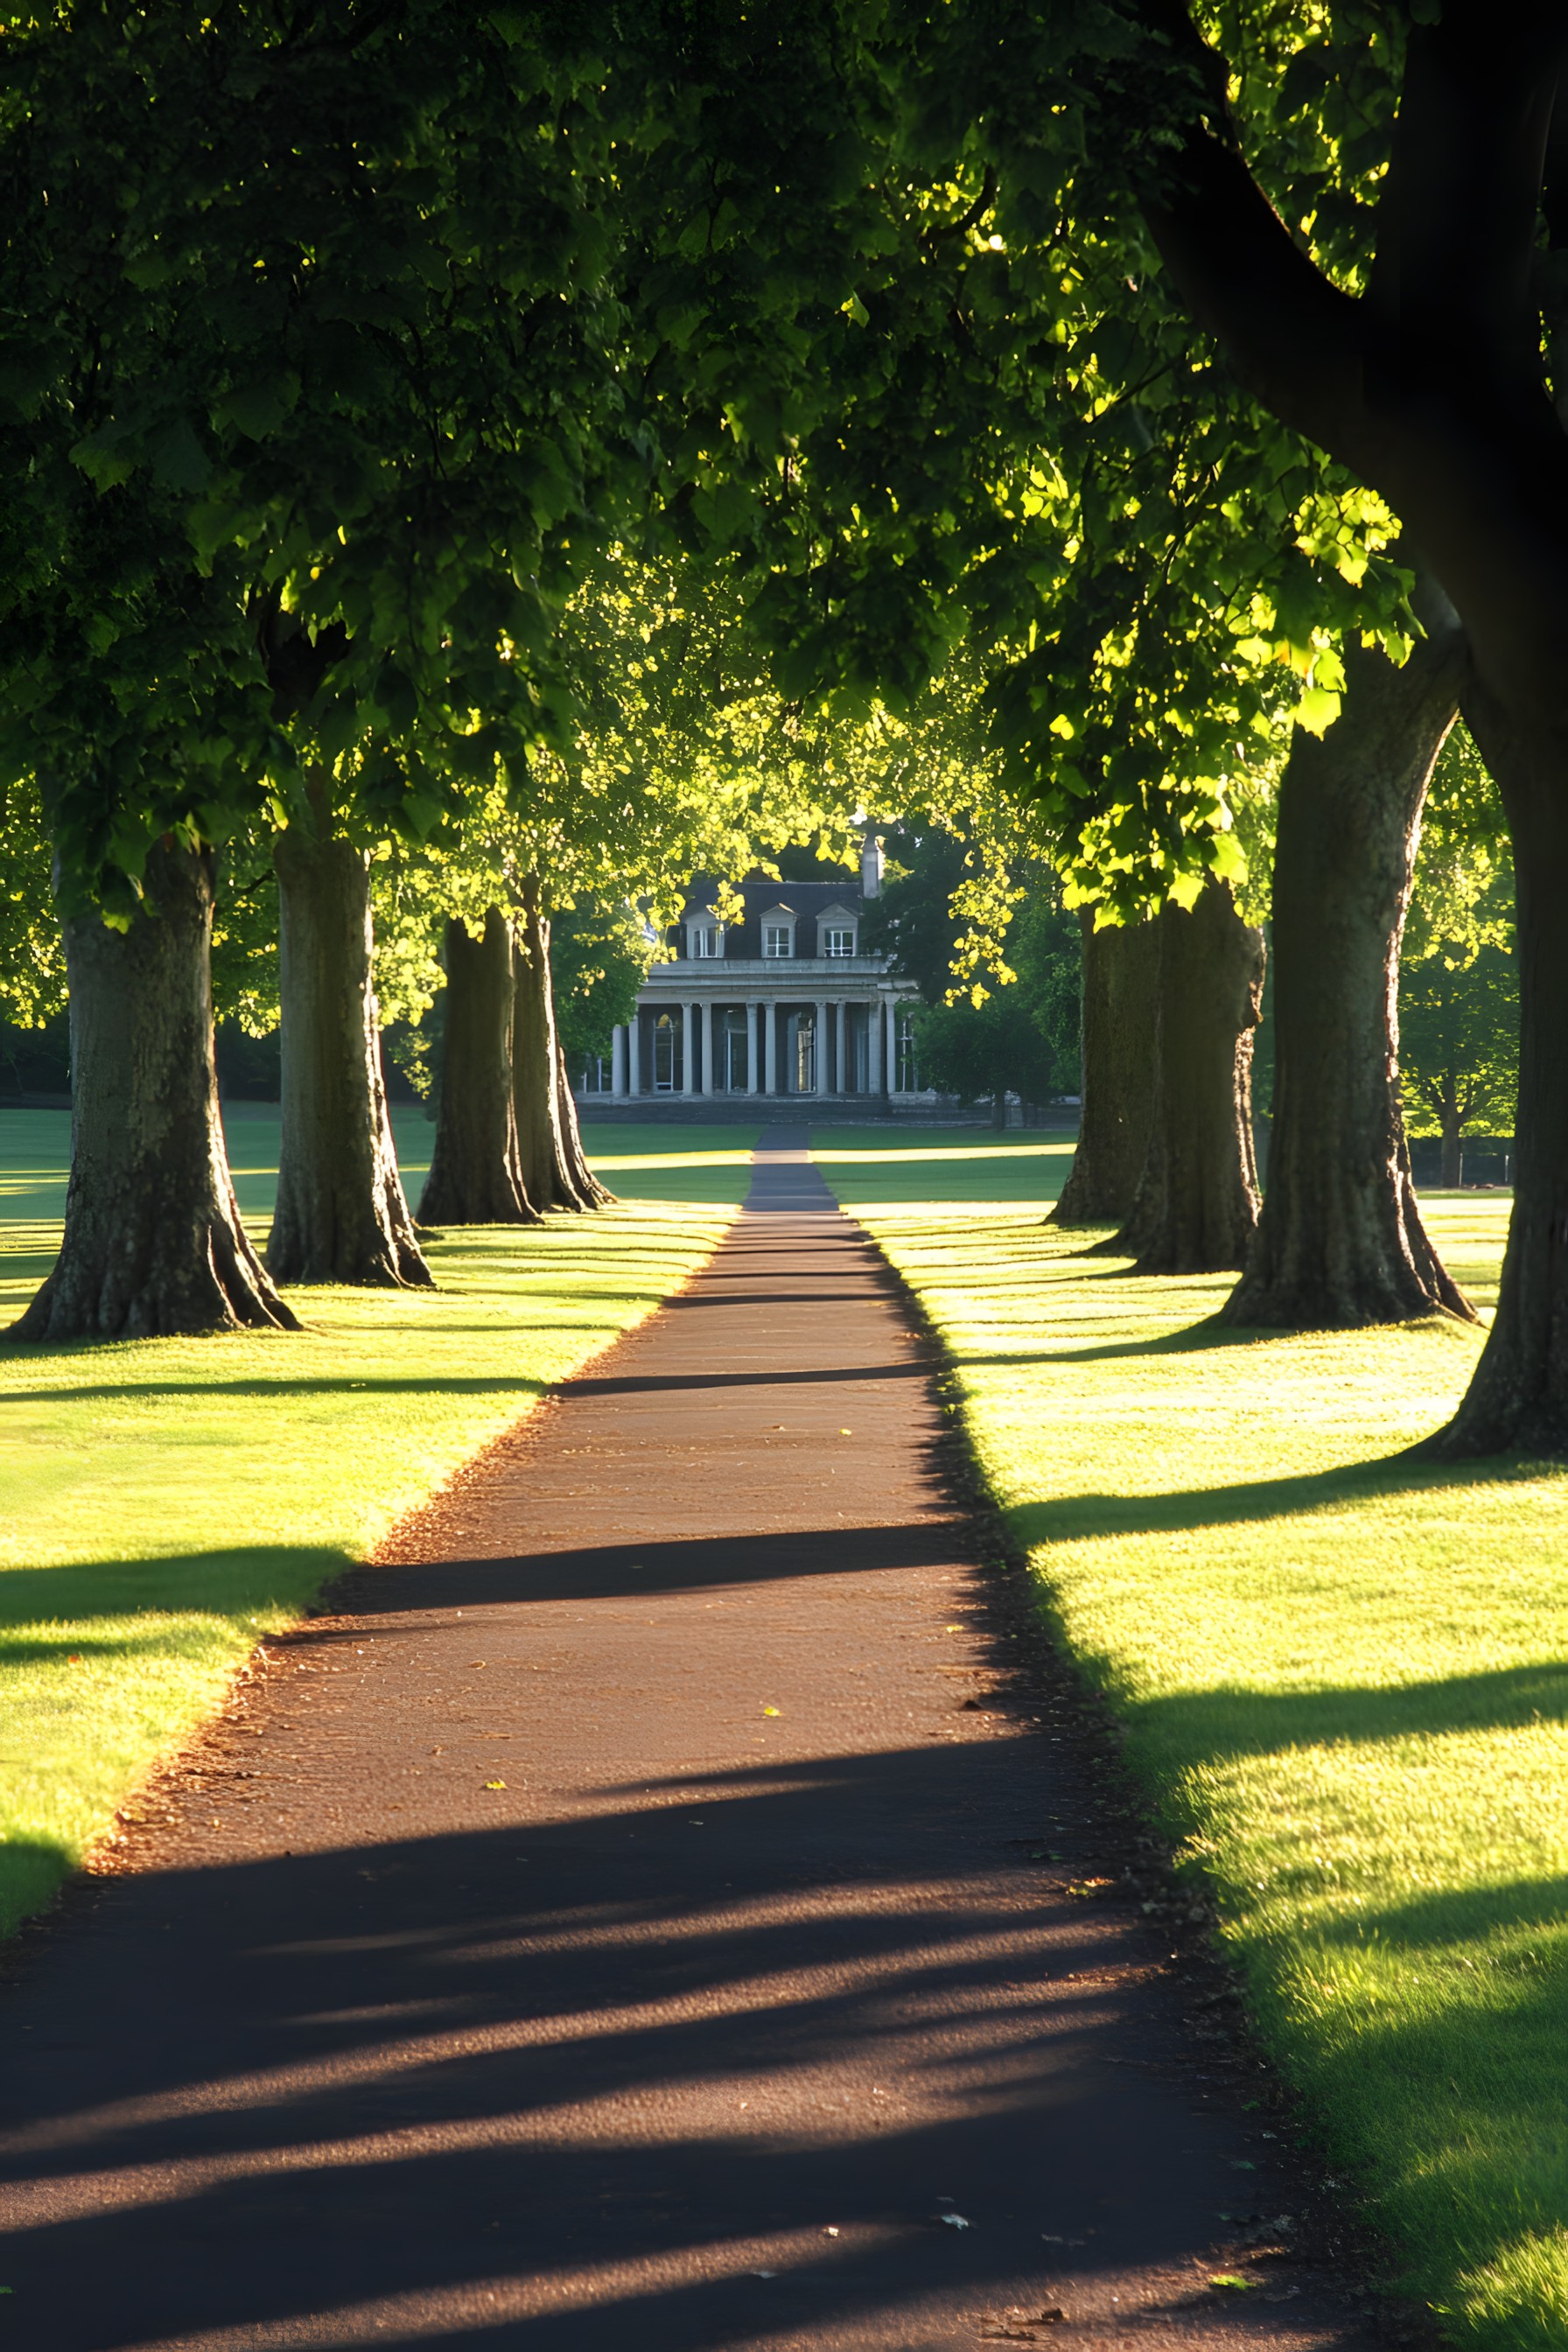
(1368, 4, 1564, 395)
(1127, 1, 1370, 471)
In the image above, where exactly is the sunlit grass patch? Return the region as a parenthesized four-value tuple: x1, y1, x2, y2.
(816, 1130, 1567, 2350)
(0, 1109, 744, 1937)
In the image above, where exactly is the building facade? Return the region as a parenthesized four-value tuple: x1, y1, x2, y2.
(602, 840, 928, 1104)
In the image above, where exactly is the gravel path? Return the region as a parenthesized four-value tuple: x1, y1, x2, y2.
(0, 1133, 1378, 2349)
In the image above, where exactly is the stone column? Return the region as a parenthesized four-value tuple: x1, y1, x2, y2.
(886, 998, 900, 1096)
(835, 999, 848, 1097)
(746, 1000, 760, 1096)
(611, 1023, 627, 1101)
(868, 995, 885, 1096)
(682, 1001, 699, 1097)
(814, 998, 830, 1096)
(763, 998, 778, 1096)
(628, 1012, 642, 1097)
(701, 998, 716, 1097)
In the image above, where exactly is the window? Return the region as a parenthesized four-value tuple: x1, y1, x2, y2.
(763, 923, 794, 958)
(822, 926, 855, 957)
(689, 925, 723, 959)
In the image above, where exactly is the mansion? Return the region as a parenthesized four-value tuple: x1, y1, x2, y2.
(601, 840, 928, 1103)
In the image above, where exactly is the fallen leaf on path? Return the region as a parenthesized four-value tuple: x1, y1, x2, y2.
(1209, 2275, 1254, 2292)
(762, 1705, 780, 1716)
(484, 1780, 507, 1790)
(939, 2213, 972, 2230)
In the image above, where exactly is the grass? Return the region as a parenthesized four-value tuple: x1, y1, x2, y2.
(813, 1128, 1568, 2352)
(0, 1108, 756, 1939)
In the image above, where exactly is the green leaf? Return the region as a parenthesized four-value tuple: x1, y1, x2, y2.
(150, 417, 212, 494)
(1296, 683, 1340, 737)
(214, 374, 301, 442)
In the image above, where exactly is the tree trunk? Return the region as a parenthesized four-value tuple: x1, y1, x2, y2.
(11, 844, 297, 1341)
(1050, 906, 1159, 1225)
(1432, 693, 1555, 1452)
(1220, 624, 1474, 1327)
(269, 802, 430, 1287)
(513, 878, 606, 1213)
(1104, 875, 1264, 1276)
(418, 909, 540, 1227)
(555, 1044, 616, 1208)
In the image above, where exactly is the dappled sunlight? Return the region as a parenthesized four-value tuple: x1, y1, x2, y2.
(0, 1741, 1240, 2349)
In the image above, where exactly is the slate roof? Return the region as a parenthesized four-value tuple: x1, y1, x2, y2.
(677, 870, 872, 962)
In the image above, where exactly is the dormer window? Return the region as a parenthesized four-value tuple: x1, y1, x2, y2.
(816, 903, 858, 957)
(686, 911, 724, 959)
(760, 904, 797, 958)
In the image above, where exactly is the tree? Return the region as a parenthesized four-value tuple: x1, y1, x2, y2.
(1100, 876, 1265, 1276)
(1018, 2, 1568, 1446)
(0, 1, 739, 1326)
(1399, 732, 1519, 1189)
(552, 903, 648, 1083)
(418, 908, 537, 1228)
(1401, 930, 1518, 1188)
(11, 842, 297, 1340)
(1050, 911, 1158, 1227)
(1222, 602, 1474, 1326)
(864, 825, 1079, 1122)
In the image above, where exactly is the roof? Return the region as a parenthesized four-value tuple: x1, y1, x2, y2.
(678, 871, 874, 961)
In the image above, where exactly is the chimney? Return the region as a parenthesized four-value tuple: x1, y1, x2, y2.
(859, 833, 885, 900)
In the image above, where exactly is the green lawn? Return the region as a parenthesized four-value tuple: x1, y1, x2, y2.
(0, 1109, 755, 1938)
(815, 1129, 1568, 2352)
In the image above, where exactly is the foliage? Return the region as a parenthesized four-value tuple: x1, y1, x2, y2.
(866, 830, 1079, 1106)
(552, 902, 649, 1072)
(1400, 730, 1518, 1151)
(817, 1130, 1568, 2352)
(0, 779, 65, 1026)
(616, 4, 1413, 918)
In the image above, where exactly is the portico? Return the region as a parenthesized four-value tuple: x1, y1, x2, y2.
(604, 844, 927, 1105)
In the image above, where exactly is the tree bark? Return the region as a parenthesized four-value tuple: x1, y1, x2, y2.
(1050, 906, 1160, 1225)
(418, 909, 540, 1227)
(513, 878, 607, 1213)
(1116, 6, 1563, 1442)
(1220, 625, 1474, 1327)
(11, 843, 298, 1340)
(269, 799, 430, 1287)
(1430, 696, 1558, 1452)
(555, 1044, 616, 1208)
(1104, 875, 1264, 1275)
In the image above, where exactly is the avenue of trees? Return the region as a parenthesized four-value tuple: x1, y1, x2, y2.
(0, 3, 1549, 1453)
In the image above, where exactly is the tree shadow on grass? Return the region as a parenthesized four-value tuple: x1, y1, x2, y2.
(1008, 1449, 1546, 1550)
(1125, 1659, 1568, 1767)
(0, 1374, 554, 1404)
(0, 1546, 354, 1649)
